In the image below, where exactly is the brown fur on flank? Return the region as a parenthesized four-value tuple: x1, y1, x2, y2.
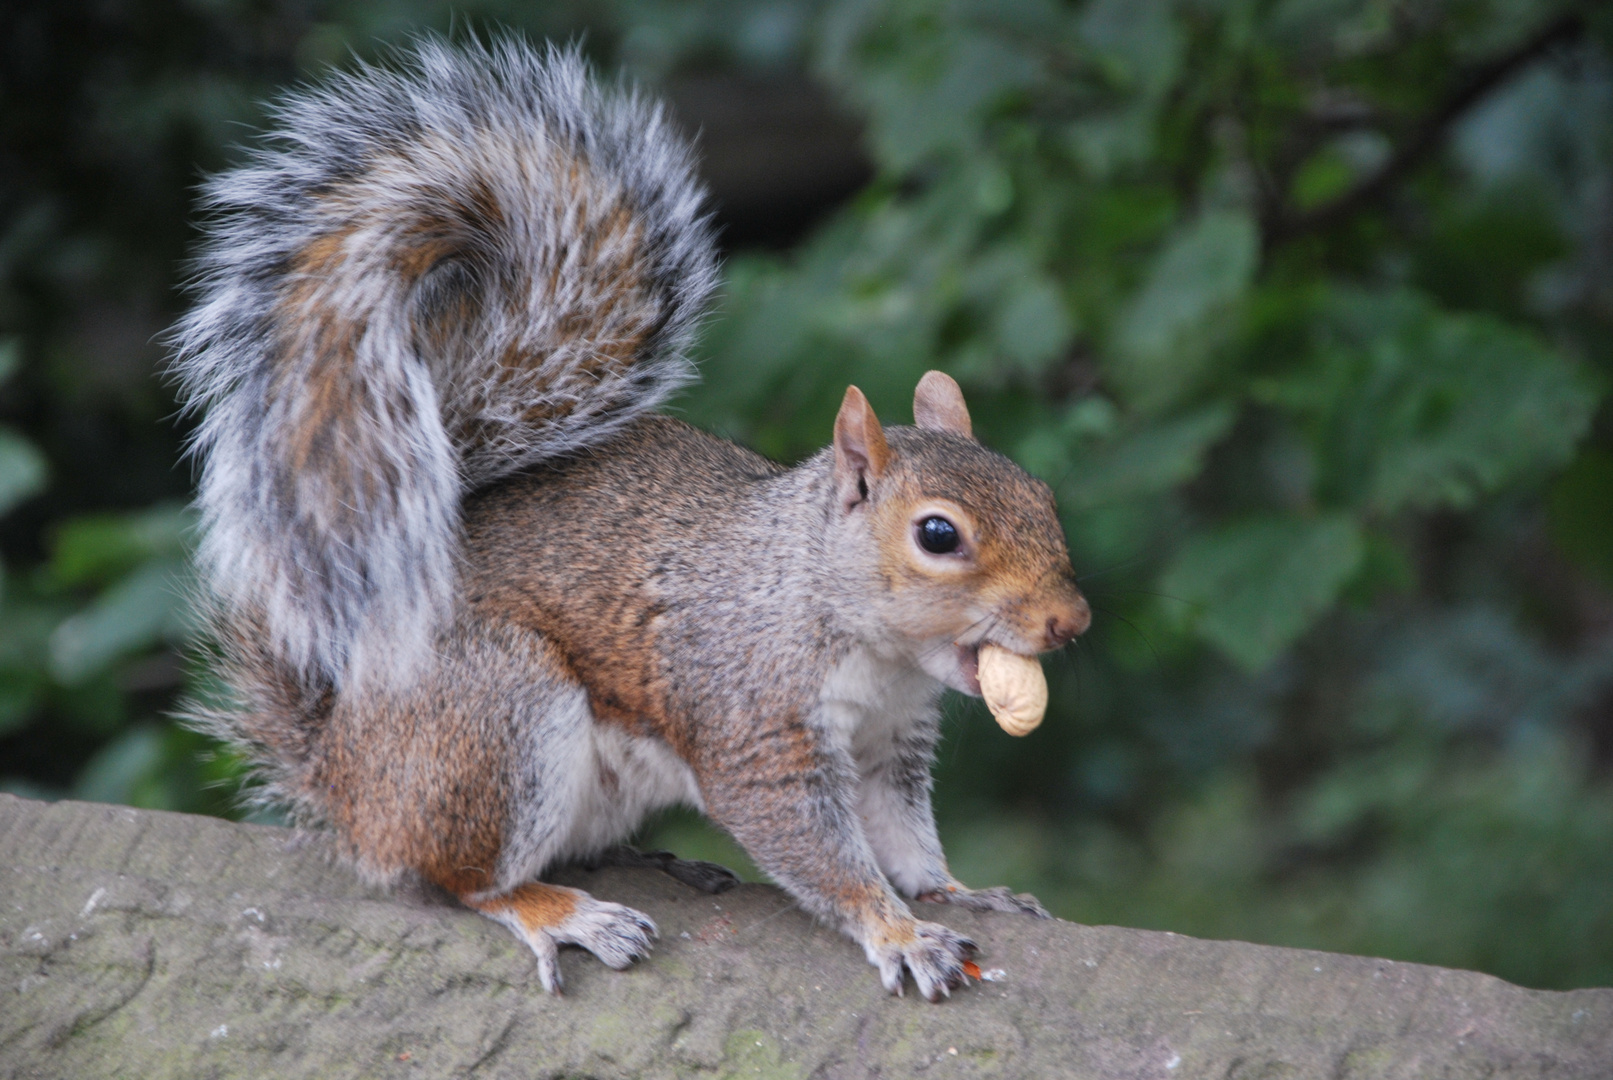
(175, 38, 1088, 1001)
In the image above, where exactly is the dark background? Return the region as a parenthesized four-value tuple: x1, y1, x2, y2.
(3, 0, 1611, 991)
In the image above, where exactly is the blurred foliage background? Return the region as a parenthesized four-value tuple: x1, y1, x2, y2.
(4, 0, 1612, 991)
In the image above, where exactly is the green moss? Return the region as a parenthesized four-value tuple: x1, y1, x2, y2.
(720, 1029, 805, 1080)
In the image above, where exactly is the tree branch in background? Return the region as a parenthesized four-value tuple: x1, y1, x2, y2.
(1266, 11, 1587, 249)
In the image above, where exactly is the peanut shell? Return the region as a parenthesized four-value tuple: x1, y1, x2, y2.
(977, 644, 1047, 736)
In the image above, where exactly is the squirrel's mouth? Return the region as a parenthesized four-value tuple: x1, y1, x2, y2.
(954, 644, 983, 696)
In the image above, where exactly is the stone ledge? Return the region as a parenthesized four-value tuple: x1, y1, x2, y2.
(1, 793, 1608, 1079)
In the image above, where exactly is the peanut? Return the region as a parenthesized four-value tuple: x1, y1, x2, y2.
(977, 644, 1047, 736)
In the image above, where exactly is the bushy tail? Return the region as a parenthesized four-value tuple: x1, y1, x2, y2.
(170, 37, 716, 695)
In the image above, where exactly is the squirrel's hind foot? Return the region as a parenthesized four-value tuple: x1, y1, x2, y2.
(464, 883, 658, 993)
(587, 845, 740, 894)
(916, 882, 1051, 919)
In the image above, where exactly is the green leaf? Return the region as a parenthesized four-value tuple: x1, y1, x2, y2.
(853, 25, 1040, 172)
(1065, 106, 1156, 179)
(993, 275, 1073, 372)
(0, 669, 43, 739)
(0, 427, 48, 519)
(1264, 289, 1599, 514)
(1049, 403, 1236, 509)
(1110, 209, 1259, 410)
(72, 724, 167, 807)
(0, 336, 19, 386)
(49, 502, 194, 588)
(1548, 449, 1613, 587)
(1161, 513, 1365, 671)
(1077, 0, 1183, 99)
(48, 558, 193, 685)
(0, 601, 58, 737)
(1290, 148, 1356, 211)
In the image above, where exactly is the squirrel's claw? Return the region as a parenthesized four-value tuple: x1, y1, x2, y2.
(552, 898, 659, 973)
(868, 920, 979, 1002)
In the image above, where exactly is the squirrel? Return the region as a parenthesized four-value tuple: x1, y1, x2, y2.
(170, 37, 1090, 1002)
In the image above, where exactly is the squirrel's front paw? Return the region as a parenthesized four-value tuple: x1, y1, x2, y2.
(916, 882, 1050, 919)
(865, 919, 978, 1002)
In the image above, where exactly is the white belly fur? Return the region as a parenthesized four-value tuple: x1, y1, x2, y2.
(499, 682, 702, 888)
(817, 641, 943, 764)
(563, 722, 704, 855)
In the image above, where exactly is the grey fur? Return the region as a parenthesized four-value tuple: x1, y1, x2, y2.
(169, 37, 1084, 1001)
(169, 37, 716, 692)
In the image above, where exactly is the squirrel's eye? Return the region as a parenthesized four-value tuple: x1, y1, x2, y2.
(917, 516, 961, 555)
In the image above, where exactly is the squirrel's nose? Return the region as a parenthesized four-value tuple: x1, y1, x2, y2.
(1044, 592, 1091, 649)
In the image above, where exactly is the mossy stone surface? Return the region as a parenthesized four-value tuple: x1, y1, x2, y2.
(2, 794, 1609, 1078)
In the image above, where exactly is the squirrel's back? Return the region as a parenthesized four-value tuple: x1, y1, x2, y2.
(170, 38, 717, 695)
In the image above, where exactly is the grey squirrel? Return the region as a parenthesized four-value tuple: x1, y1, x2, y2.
(171, 37, 1090, 1001)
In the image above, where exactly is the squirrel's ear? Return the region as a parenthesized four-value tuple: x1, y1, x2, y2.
(913, 371, 973, 439)
(833, 385, 891, 512)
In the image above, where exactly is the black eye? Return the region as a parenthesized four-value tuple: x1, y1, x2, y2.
(917, 516, 961, 554)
